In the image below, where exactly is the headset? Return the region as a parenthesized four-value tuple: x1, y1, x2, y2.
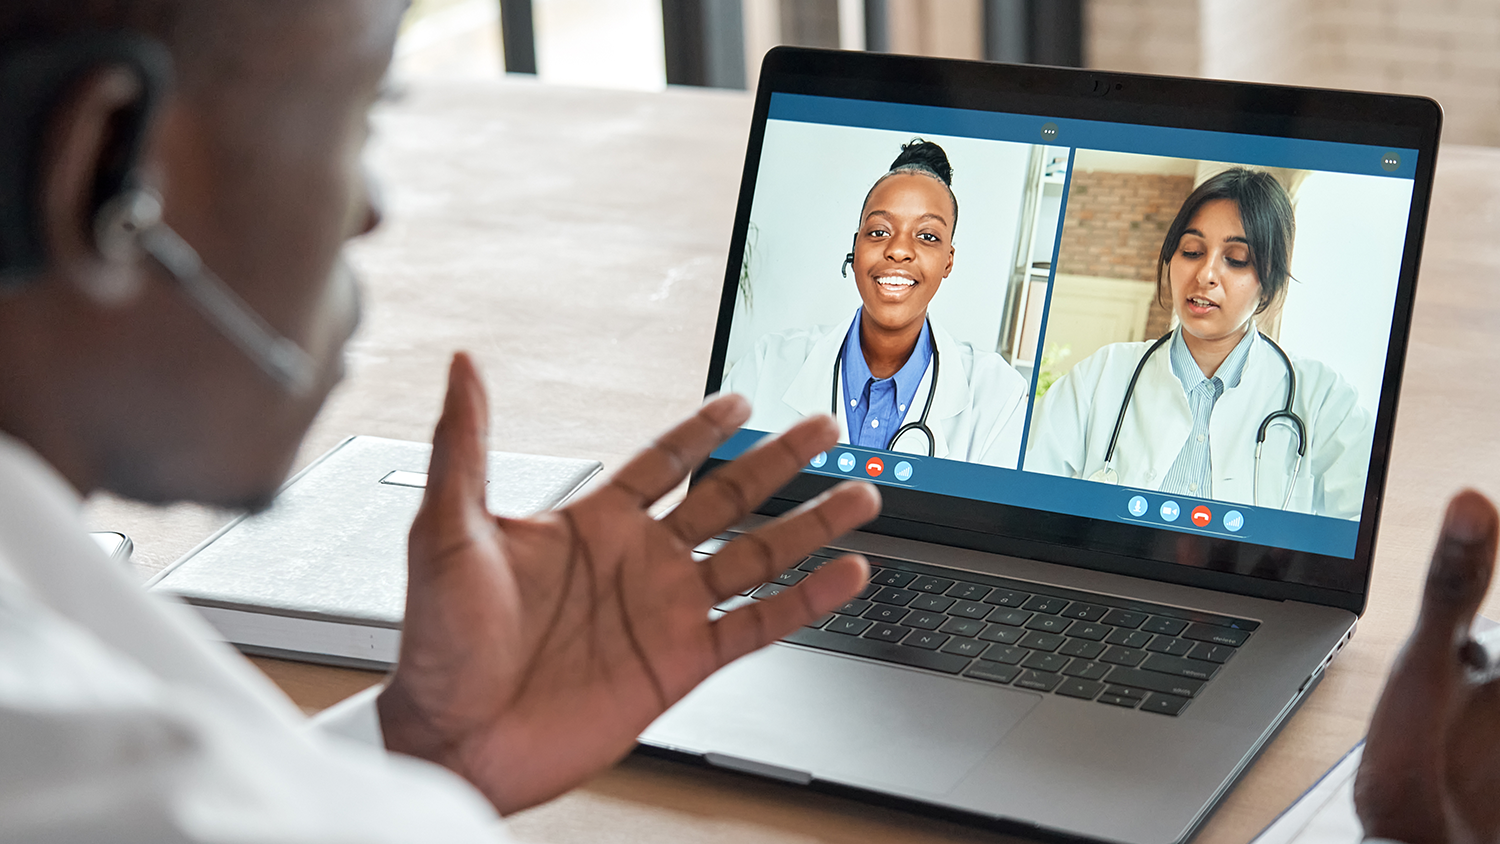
(0, 33, 316, 394)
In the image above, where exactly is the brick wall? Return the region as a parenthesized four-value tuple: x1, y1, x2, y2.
(1055, 170, 1191, 338)
(1086, 0, 1500, 147)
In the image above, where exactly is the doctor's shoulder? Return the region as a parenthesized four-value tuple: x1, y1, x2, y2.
(955, 341, 1030, 403)
(1053, 340, 1159, 395)
(721, 325, 838, 389)
(1282, 352, 1372, 425)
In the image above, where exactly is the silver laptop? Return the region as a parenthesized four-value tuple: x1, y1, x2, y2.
(640, 47, 1440, 844)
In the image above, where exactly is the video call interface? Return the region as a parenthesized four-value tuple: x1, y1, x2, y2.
(712, 93, 1419, 563)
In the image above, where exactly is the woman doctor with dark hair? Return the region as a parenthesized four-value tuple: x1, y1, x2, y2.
(1025, 167, 1374, 518)
(724, 139, 1030, 468)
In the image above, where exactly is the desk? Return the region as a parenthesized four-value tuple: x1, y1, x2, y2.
(84, 79, 1500, 843)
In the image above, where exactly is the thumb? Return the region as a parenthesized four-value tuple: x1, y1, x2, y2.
(419, 352, 491, 524)
(1413, 490, 1498, 658)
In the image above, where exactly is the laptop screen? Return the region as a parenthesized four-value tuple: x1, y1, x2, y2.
(704, 56, 1435, 603)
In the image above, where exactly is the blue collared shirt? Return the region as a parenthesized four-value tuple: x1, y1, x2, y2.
(1158, 327, 1256, 497)
(841, 310, 933, 450)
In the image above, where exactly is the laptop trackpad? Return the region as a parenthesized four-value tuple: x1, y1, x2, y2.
(643, 643, 1040, 797)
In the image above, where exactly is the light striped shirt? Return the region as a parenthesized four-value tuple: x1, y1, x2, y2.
(1159, 327, 1256, 498)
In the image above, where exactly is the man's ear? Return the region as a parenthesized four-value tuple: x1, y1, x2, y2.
(37, 65, 158, 306)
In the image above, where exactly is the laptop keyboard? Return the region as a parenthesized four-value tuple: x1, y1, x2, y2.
(700, 537, 1256, 717)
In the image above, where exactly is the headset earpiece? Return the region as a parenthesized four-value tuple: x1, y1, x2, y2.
(841, 252, 853, 278)
(93, 187, 162, 263)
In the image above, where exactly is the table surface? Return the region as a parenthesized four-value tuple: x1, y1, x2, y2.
(85, 78, 1500, 844)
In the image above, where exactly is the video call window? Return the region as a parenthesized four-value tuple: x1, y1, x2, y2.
(721, 118, 1069, 470)
(1021, 151, 1413, 523)
(713, 95, 1418, 560)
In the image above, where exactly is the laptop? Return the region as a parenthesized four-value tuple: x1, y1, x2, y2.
(639, 47, 1440, 844)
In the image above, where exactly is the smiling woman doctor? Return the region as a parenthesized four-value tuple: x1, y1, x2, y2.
(1025, 168, 1373, 519)
(723, 140, 1030, 468)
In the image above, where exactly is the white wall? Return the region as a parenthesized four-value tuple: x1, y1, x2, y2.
(1276, 171, 1415, 419)
(724, 120, 1035, 370)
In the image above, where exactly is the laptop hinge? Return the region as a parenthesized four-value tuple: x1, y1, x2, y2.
(704, 752, 813, 785)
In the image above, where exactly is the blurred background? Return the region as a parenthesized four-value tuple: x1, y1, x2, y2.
(394, 0, 1499, 146)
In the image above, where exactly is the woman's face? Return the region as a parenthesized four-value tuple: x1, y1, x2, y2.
(850, 173, 955, 334)
(1167, 198, 1263, 345)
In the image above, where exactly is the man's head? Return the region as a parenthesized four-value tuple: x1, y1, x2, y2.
(0, 0, 404, 509)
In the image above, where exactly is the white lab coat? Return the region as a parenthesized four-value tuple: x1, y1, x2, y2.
(1025, 333, 1373, 519)
(0, 432, 510, 842)
(723, 319, 1030, 468)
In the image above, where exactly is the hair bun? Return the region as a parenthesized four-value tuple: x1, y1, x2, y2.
(890, 138, 953, 185)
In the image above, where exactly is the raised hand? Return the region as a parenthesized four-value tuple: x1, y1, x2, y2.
(1355, 490, 1500, 844)
(377, 353, 880, 813)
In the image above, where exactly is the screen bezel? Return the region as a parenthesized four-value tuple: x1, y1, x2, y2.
(695, 47, 1443, 616)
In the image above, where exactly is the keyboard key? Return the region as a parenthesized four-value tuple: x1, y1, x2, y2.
(863, 604, 910, 624)
(1140, 693, 1191, 716)
(1101, 646, 1147, 666)
(856, 583, 880, 600)
(905, 631, 950, 650)
(1024, 615, 1071, 634)
(796, 556, 833, 572)
(1182, 623, 1250, 647)
(1058, 639, 1106, 660)
(806, 612, 835, 629)
(1101, 609, 1148, 628)
(909, 594, 955, 612)
(939, 618, 986, 637)
(986, 607, 1032, 626)
(1056, 678, 1105, 700)
(1064, 621, 1112, 641)
(751, 584, 787, 599)
(910, 575, 957, 594)
(965, 660, 1022, 684)
(773, 570, 807, 586)
(940, 637, 989, 658)
(783, 627, 969, 674)
(1141, 653, 1220, 681)
(1141, 616, 1189, 636)
(1059, 603, 1109, 621)
(1022, 595, 1069, 614)
(864, 622, 910, 643)
(1019, 631, 1065, 652)
(1189, 643, 1236, 664)
(872, 587, 919, 606)
(947, 582, 992, 602)
(1146, 636, 1194, 656)
(1104, 666, 1204, 698)
(1105, 629, 1152, 648)
(948, 600, 991, 620)
(982, 644, 1028, 664)
(837, 598, 873, 616)
(1014, 670, 1063, 692)
(695, 538, 729, 555)
(1021, 651, 1070, 673)
(826, 616, 873, 636)
(870, 569, 916, 588)
(714, 595, 756, 612)
(1062, 661, 1110, 681)
(903, 611, 947, 630)
(1098, 693, 1140, 708)
(960, 662, 1020, 683)
(977, 624, 1024, 644)
(985, 588, 1031, 607)
(1105, 685, 1145, 699)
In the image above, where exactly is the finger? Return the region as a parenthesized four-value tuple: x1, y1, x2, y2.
(663, 413, 840, 544)
(711, 554, 871, 669)
(1355, 491, 1499, 841)
(415, 352, 490, 528)
(700, 481, 881, 601)
(603, 394, 751, 509)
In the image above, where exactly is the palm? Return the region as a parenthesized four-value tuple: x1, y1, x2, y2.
(378, 354, 878, 813)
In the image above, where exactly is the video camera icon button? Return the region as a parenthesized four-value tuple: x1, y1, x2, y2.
(836, 452, 856, 473)
(1159, 501, 1181, 522)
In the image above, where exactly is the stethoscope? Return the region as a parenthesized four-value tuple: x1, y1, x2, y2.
(1088, 328, 1308, 509)
(830, 318, 941, 457)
